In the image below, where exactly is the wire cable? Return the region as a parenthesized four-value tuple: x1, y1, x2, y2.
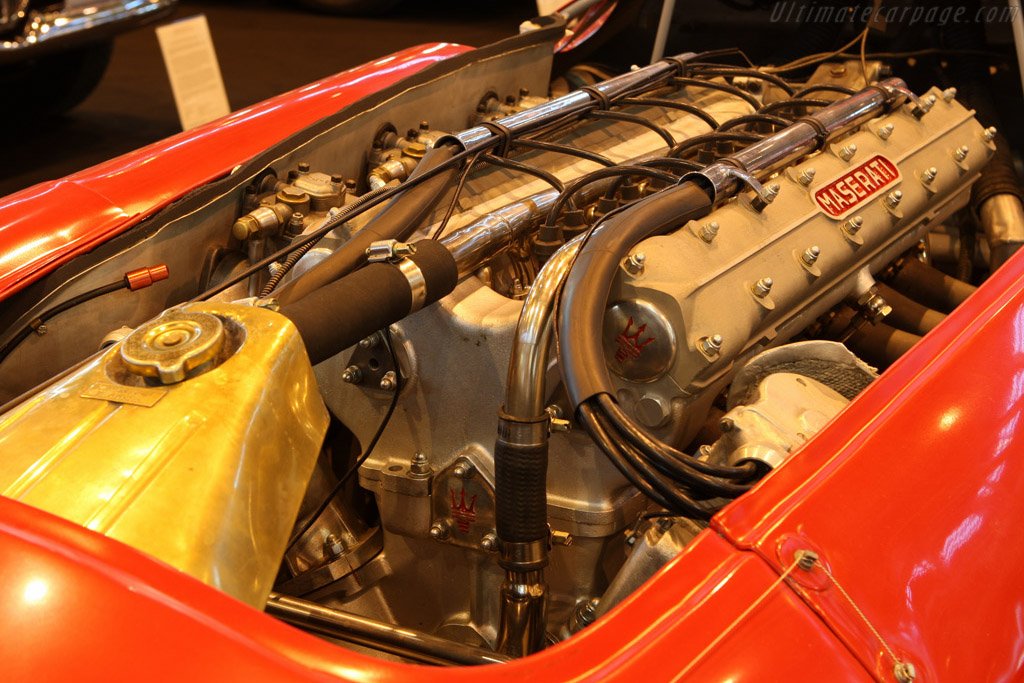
(284, 327, 401, 554)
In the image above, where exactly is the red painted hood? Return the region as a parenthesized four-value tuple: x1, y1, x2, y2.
(0, 42, 471, 303)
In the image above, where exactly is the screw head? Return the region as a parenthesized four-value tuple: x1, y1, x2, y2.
(885, 190, 903, 209)
(798, 168, 816, 186)
(954, 145, 969, 161)
(802, 245, 821, 265)
(942, 86, 957, 103)
(877, 123, 895, 140)
(752, 277, 774, 298)
(843, 216, 864, 235)
(699, 221, 720, 243)
(795, 549, 818, 571)
(894, 661, 917, 683)
(983, 126, 997, 143)
(838, 143, 857, 161)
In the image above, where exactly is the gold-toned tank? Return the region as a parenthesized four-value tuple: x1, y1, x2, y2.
(0, 302, 329, 607)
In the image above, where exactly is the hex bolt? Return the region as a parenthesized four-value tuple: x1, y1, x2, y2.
(877, 123, 894, 140)
(838, 143, 857, 161)
(480, 531, 498, 551)
(894, 662, 917, 683)
(923, 94, 938, 110)
(795, 549, 818, 571)
(884, 190, 903, 209)
(324, 534, 344, 559)
(801, 245, 821, 266)
(429, 523, 450, 541)
(751, 277, 773, 298)
(763, 182, 780, 202)
(341, 365, 363, 384)
(982, 126, 998, 143)
(625, 252, 646, 275)
(699, 334, 724, 356)
(409, 451, 431, 476)
(798, 168, 816, 186)
(942, 86, 957, 103)
(379, 371, 397, 391)
(921, 167, 938, 185)
(699, 221, 720, 243)
(843, 216, 864, 235)
(953, 145, 969, 162)
(453, 459, 476, 479)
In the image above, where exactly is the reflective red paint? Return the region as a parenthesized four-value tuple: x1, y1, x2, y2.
(0, 43, 470, 303)
(714, 244, 1024, 681)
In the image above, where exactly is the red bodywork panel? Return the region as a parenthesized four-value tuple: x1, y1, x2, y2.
(0, 42, 471, 303)
(2, 42, 1024, 681)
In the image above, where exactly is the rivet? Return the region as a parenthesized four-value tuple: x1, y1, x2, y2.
(884, 190, 903, 209)
(801, 245, 820, 265)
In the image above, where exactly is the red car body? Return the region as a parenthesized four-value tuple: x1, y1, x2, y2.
(1, 42, 1022, 682)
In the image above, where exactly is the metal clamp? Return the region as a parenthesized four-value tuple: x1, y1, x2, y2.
(366, 240, 427, 312)
(366, 239, 417, 263)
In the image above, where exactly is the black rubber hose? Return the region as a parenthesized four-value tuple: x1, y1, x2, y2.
(888, 258, 977, 314)
(846, 321, 922, 369)
(279, 239, 458, 365)
(544, 165, 678, 227)
(584, 110, 676, 149)
(494, 414, 549, 546)
(873, 282, 946, 337)
(274, 144, 460, 306)
(558, 181, 713, 407)
(511, 138, 615, 167)
(668, 131, 761, 159)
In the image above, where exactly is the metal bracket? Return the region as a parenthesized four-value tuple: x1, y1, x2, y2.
(366, 239, 417, 263)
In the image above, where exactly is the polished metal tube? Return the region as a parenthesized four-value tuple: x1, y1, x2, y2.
(503, 237, 583, 417)
(691, 78, 908, 202)
(266, 592, 508, 666)
(449, 53, 694, 152)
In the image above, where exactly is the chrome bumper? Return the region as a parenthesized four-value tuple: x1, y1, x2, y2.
(0, 0, 177, 63)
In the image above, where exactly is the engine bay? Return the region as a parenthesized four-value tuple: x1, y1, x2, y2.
(0, 15, 1019, 666)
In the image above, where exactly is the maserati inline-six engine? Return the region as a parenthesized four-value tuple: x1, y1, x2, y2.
(0, 24, 1016, 666)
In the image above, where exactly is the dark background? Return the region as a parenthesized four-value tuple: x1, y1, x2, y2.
(0, 0, 535, 197)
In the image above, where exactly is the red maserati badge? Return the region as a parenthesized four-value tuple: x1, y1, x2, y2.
(814, 154, 900, 218)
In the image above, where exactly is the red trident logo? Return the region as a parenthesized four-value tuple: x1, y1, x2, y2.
(450, 488, 477, 533)
(615, 316, 655, 363)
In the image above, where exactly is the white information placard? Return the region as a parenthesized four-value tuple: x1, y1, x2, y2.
(156, 14, 230, 131)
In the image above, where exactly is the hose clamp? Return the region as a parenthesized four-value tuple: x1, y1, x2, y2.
(366, 240, 427, 313)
